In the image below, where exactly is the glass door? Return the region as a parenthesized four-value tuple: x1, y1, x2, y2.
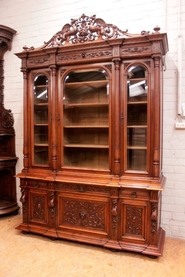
(33, 74, 49, 165)
(62, 69, 109, 170)
(126, 65, 148, 172)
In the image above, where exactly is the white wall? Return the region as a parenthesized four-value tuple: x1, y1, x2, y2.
(1, 0, 185, 239)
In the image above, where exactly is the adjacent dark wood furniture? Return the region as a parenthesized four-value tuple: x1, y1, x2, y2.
(0, 25, 19, 215)
(16, 14, 168, 256)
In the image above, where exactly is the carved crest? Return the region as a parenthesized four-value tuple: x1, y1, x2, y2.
(43, 14, 130, 47)
(21, 14, 162, 51)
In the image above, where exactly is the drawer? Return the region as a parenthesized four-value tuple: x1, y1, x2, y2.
(119, 188, 150, 200)
(26, 179, 54, 189)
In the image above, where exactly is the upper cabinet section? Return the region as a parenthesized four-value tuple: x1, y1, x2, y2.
(15, 14, 168, 180)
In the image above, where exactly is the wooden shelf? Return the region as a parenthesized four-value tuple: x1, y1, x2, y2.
(34, 143, 48, 147)
(64, 125, 109, 128)
(34, 124, 48, 127)
(64, 102, 108, 108)
(34, 103, 48, 107)
(65, 79, 108, 88)
(128, 101, 147, 105)
(64, 144, 109, 148)
(127, 146, 147, 150)
(127, 125, 147, 128)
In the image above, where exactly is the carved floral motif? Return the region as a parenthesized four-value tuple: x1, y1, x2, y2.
(43, 14, 129, 47)
(22, 14, 157, 51)
(122, 47, 149, 54)
(56, 183, 109, 194)
(33, 195, 45, 221)
(62, 199, 105, 230)
(125, 206, 142, 235)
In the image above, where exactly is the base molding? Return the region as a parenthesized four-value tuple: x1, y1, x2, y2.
(16, 223, 165, 257)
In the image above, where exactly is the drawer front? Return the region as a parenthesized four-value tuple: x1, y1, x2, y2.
(120, 188, 150, 200)
(26, 180, 54, 190)
(56, 182, 110, 196)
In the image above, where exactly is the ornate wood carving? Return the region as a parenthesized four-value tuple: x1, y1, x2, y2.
(21, 14, 159, 51)
(56, 183, 109, 194)
(151, 203, 158, 234)
(125, 206, 142, 235)
(48, 192, 55, 218)
(62, 199, 105, 230)
(122, 47, 149, 54)
(32, 194, 45, 221)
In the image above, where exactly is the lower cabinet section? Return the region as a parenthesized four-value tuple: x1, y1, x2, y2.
(17, 179, 165, 257)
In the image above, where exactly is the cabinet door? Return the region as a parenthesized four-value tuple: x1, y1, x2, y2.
(32, 73, 50, 166)
(29, 188, 48, 226)
(61, 67, 110, 171)
(121, 63, 150, 174)
(119, 188, 150, 248)
(57, 192, 110, 243)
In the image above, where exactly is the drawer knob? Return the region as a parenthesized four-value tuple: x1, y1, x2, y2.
(131, 191, 137, 198)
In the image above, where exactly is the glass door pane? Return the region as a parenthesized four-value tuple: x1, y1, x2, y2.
(126, 65, 148, 171)
(63, 69, 109, 170)
(33, 74, 49, 165)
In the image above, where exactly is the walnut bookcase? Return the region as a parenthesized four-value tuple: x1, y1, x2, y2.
(16, 14, 168, 256)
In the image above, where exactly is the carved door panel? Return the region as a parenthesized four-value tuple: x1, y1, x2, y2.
(57, 192, 110, 243)
(119, 198, 150, 245)
(29, 189, 48, 226)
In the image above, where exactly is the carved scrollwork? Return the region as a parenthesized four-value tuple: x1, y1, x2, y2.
(62, 199, 105, 230)
(21, 15, 162, 51)
(48, 192, 55, 218)
(43, 14, 130, 47)
(20, 188, 27, 220)
(20, 188, 26, 204)
(2, 109, 14, 129)
(33, 194, 45, 221)
(151, 203, 158, 234)
(125, 206, 142, 235)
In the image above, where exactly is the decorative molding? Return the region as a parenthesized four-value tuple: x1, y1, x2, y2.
(56, 182, 109, 194)
(27, 55, 50, 66)
(122, 47, 149, 54)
